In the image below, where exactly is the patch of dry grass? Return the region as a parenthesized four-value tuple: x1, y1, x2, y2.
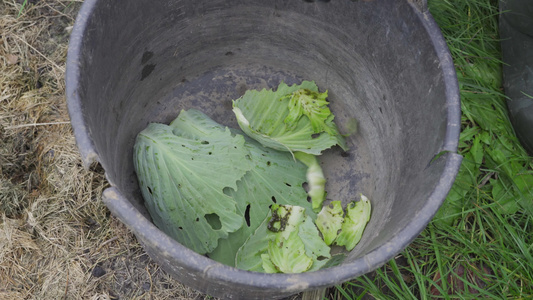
(0, 1, 205, 299)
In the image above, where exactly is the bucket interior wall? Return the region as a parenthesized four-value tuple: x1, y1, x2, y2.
(73, 0, 451, 289)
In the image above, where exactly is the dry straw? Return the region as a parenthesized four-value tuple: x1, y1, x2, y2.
(0, 1, 204, 299)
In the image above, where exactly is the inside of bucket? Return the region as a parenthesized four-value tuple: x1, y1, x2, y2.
(76, 0, 450, 265)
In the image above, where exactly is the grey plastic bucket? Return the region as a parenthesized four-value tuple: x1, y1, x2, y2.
(65, 0, 462, 299)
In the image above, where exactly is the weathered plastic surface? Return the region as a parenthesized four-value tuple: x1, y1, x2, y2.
(500, 0, 533, 155)
(65, 0, 462, 299)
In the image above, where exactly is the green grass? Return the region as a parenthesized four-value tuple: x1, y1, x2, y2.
(17, 0, 28, 17)
(335, 0, 533, 299)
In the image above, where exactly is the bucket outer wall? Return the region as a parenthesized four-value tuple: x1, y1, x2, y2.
(66, 0, 462, 299)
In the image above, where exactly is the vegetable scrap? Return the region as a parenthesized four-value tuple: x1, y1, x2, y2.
(134, 81, 371, 273)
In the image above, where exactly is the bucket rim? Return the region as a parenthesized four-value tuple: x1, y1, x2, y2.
(66, 0, 462, 294)
(65, 0, 100, 169)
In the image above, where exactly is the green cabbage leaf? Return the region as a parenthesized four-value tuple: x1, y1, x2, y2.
(134, 110, 251, 254)
(316, 201, 344, 245)
(335, 195, 372, 251)
(207, 133, 313, 266)
(235, 204, 330, 273)
(134, 109, 313, 256)
(134, 81, 371, 273)
(294, 151, 326, 212)
(232, 81, 347, 155)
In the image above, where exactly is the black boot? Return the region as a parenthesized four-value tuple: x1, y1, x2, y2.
(499, 0, 533, 156)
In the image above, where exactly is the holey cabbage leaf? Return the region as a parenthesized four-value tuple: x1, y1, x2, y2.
(266, 206, 313, 273)
(134, 81, 371, 273)
(134, 109, 313, 256)
(207, 132, 314, 266)
(316, 201, 344, 245)
(334, 195, 372, 251)
(236, 204, 331, 273)
(315, 196, 371, 251)
(134, 110, 250, 254)
(232, 81, 348, 155)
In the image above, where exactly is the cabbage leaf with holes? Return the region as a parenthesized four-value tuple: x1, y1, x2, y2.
(134, 109, 251, 254)
(134, 109, 312, 256)
(316, 201, 344, 245)
(134, 81, 371, 273)
(232, 81, 348, 155)
(235, 204, 331, 273)
(207, 133, 314, 266)
(335, 195, 372, 251)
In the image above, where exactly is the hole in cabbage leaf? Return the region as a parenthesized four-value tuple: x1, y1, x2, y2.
(201, 141, 209, 145)
(311, 133, 320, 139)
(271, 196, 277, 204)
(147, 186, 153, 194)
(302, 182, 309, 192)
(285, 182, 291, 187)
(317, 256, 328, 261)
(223, 187, 234, 196)
(204, 213, 222, 230)
(244, 204, 251, 227)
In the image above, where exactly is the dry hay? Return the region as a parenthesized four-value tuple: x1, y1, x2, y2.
(0, 1, 206, 299)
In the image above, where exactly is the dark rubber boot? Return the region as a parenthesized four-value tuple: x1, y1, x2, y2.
(499, 0, 533, 156)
